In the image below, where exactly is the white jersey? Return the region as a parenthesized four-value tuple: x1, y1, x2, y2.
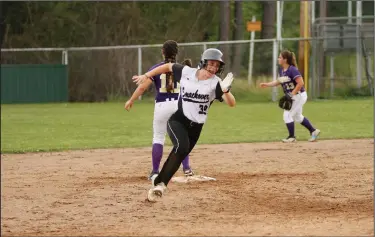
(172, 64, 223, 124)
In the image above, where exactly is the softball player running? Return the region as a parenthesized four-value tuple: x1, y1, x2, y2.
(132, 48, 236, 202)
(260, 50, 320, 143)
(124, 40, 194, 180)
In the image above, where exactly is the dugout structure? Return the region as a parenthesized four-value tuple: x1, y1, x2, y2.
(1, 64, 69, 104)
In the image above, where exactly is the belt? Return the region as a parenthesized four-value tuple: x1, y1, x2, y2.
(298, 90, 306, 94)
(155, 97, 178, 103)
(187, 119, 203, 127)
(170, 111, 204, 127)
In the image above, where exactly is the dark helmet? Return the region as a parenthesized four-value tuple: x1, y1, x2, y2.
(198, 48, 225, 75)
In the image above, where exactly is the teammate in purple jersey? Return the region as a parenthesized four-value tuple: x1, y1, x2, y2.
(260, 50, 320, 142)
(124, 40, 194, 179)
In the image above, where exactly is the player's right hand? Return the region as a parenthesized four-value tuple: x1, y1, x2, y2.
(132, 75, 145, 85)
(259, 83, 268, 88)
(219, 72, 234, 93)
(124, 100, 133, 111)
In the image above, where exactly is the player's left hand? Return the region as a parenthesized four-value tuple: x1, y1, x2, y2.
(124, 100, 133, 111)
(219, 72, 234, 93)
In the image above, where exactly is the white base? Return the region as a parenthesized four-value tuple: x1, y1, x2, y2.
(171, 175, 217, 183)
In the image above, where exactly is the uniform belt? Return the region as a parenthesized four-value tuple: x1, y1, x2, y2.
(155, 97, 177, 103)
(171, 111, 203, 127)
(187, 119, 203, 127)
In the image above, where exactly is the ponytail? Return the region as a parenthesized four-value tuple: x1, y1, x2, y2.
(280, 50, 298, 69)
(162, 40, 179, 93)
(291, 52, 298, 69)
(181, 58, 192, 67)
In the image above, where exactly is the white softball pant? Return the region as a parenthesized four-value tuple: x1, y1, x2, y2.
(283, 91, 308, 123)
(153, 99, 178, 145)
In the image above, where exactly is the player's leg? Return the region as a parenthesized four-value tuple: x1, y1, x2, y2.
(283, 93, 310, 142)
(160, 100, 193, 176)
(182, 124, 203, 176)
(181, 155, 193, 176)
(148, 119, 190, 202)
(293, 93, 320, 141)
(282, 110, 295, 142)
(153, 119, 191, 187)
(150, 102, 169, 179)
(147, 120, 204, 202)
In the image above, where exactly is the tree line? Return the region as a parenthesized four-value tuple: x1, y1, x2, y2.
(1, 1, 373, 101)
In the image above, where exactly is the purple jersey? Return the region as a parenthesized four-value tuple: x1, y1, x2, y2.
(278, 65, 305, 94)
(149, 62, 180, 103)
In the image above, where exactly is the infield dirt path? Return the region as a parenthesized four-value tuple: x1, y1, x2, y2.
(1, 139, 374, 236)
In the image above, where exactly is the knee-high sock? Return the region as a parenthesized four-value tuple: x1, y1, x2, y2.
(151, 143, 163, 172)
(300, 117, 315, 133)
(181, 155, 190, 170)
(286, 122, 295, 137)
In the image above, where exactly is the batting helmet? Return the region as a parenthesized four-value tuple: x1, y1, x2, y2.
(198, 48, 225, 75)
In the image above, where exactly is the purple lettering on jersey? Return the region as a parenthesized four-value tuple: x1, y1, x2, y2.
(279, 66, 305, 94)
(148, 62, 179, 102)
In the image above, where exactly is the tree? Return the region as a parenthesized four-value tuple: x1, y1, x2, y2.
(231, 0, 244, 76)
(261, 1, 276, 40)
(219, 0, 231, 71)
(258, 1, 276, 75)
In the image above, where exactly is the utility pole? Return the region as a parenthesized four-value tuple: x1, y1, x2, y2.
(298, 1, 306, 76)
(318, 0, 327, 97)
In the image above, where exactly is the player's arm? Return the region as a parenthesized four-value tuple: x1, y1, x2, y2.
(259, 80, 281, 88)
(291, 77, 304, 95)
(132, 63, 174, 83)
(289, 66, 304, 95)
(222, 92, 236, 107)
(215, 85, 236, 107)
(128, 79, 153, 103)
(124, 79, 153, 111)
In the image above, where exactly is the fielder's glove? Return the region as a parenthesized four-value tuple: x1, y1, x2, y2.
(218, 72, 234, 93)
(278, 94, 293, 110)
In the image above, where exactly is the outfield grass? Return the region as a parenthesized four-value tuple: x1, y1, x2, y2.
(1, 99, 373, 153)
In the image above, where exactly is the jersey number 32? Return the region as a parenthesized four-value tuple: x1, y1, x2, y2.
(159, 74, 180, 93)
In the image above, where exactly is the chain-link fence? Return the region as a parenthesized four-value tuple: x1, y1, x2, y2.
(1, 33, 374, 102)
(310, 16, 374, 98)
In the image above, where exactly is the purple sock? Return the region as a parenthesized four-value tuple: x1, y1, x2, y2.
(300, 117, 315, 134)
(152, 143, 163, 172)
(286, 122, 295, 137)
(181, 155, 190, 170)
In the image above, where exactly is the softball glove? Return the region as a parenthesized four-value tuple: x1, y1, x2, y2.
(278, 94, 293, 110)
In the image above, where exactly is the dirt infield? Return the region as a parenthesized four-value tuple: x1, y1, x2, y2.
(1, 139, 374, 236)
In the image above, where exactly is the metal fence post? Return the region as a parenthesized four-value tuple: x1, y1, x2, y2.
(138, 47, 142, 100)
(272, 39, 278, 102)
(62, 50, 68, 65)
(310, 37, 316, 99)
(356, 1, 362, 88)
(330, 54, 335, 97)
(247, 16, 256, 85)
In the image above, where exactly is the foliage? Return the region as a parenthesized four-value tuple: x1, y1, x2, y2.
(1, 1, 373, 102)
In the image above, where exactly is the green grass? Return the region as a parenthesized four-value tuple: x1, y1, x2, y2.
(1, 99, 373, 153)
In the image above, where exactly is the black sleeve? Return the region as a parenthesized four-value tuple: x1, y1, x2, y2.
(215, 82, 224, 102)
(172, 63, 185, 83)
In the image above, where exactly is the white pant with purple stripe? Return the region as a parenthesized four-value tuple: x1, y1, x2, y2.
(153, 98, 178, 145)
(283, 91, 307, 123)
